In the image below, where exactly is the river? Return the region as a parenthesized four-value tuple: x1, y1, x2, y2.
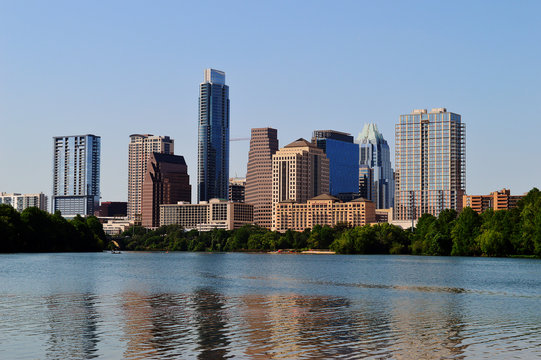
(1, 252, 540, 359)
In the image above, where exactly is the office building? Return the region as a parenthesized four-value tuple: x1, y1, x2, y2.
(271, 138, 329, 231)
(141, 153, 191, 228)
(0, 192, 48, 212)
(160, 199, 253, 231)
(356, 124, 394, 209)
(463, 189, 523, 214)
(395, 108, 466, 220)
(312, 130, 359, 196)
(52, 134, 100, 217)
(245, 127, 279, 228)
(229, 177, 246, 203)
(274, 194, 375, 232)
(94, 202, 127, 217)
(128, 134, 174, 220)
(198, 68, 230, 203)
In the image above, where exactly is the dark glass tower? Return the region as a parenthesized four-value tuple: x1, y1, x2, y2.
(198, 69, 230, 203)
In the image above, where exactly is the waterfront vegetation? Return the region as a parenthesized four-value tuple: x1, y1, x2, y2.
(0, 205, 106, 252)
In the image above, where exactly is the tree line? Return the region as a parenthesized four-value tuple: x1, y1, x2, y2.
(0, 205, 106, 252)
(118, 188, 541, 257)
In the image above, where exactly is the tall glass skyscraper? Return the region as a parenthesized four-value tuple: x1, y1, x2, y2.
(312, 130, 359, 196)
(394, 108, 466, 220)
(356, 124, 394, 209)
(198, 69, 230, 203)
(52, 134, 100, 217)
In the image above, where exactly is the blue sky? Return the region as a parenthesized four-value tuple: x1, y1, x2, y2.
(1, 0, 540, 202)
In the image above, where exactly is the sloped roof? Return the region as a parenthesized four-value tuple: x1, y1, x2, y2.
(309, 194, 340, 201)
(151, 152, 187, 165)
(284, 138, 316, 148)
(349, 197, 373, 203)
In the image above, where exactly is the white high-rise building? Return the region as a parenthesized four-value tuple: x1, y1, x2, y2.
(0, 192, 48, 212)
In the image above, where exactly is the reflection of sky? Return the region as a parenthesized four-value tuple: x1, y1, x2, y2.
(1, 253, 541, 358)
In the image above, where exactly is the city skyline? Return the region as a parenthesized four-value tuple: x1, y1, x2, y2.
(1, 2, 540, 202)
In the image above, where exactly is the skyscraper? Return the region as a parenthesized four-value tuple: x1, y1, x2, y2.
(141, 153, 191, 228)
(198, 68, 230, 203)
(245, 127, 279, 228)
(128, 134, 174, 221)
(52, 134, 100, 217)
(271, 138, 329, 230)
(312, 130, 359, 196)
(395, 108, 466, 220)
(356, 124, 394, 209)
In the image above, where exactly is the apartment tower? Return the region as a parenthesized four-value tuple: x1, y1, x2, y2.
(245, 127, 279, 228)
(128, 134, 174, 221)
(141, 153, 191, 228)
(198, 68, 230, 203)
(395, 108, 466, 220)
(52, 134, 100, 217)
(271, 138, 329, 231)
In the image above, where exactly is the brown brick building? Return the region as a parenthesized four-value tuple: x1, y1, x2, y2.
(141, 153, 191, 228)
(463, 189, 524, 214)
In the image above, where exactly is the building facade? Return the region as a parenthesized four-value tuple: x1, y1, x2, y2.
(0, 192, 48, 212)
(141, 153, 191, 228)
(394, 108, 466, 220)
(271, 138, 329, 231)
(463, 189, 523, 214)
(94, 201, 127, 217)
(52, 134, 100, 217)
(229, 177, 246, 203)
(128, 134, 174, 220)
(198, 69, 230, 203)
(160, 199, 253, 231)
(356, 124, 394, 209)
(274, 194, 375, 232)
(245, 127, 279, 228)
(312, 130, 359, 196)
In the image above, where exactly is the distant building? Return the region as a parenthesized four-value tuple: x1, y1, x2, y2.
(356, 124, 394, 209)
(160, 199, 253, 231)
(274, 194, 375, 232)
(100, 218, 133, 236)
(312, 130, 359, 196)
(271, 138, 329, 231)
(141, 153, 191, 228)
(229, 178, 246, 202)
(0, 192, 48, 212)
(245, 127, 279, 229)
(463, 189, 524, 214)
(198, 69, 230, 203)
(375, 208, 393, 223)
(395, 108, 466, 220)
(128, 134, 174, 221)
(94, 202, 127, 217)
(52, 134, 100, 217)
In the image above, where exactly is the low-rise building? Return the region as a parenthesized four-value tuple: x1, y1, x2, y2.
(463, 189, 524, 214)
(273, 194, 376, 232)
(0, 192, 48, 212)
(99, 217, 133, 236)
(160, 198, 253, 231)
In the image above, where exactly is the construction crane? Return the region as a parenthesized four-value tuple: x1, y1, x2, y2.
(231, 137, 250, 142)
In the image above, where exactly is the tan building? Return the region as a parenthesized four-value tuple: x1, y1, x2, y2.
(160, 199, 253, 231)
(245, 128, 279, 228)
(273, 194, 375, 232)
(271, 138, 329, 231)
(463, 189, 524, 214)
(128, 134, 174, 220)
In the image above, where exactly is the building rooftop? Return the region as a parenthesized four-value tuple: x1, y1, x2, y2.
(284, 138, 317, 148)
(309, 194, 340, 201)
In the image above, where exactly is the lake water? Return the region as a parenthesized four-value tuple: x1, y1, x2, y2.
(1, 252, 540, 359)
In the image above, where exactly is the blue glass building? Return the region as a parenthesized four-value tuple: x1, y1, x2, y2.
(198, 69, 230, 203)
(52, 134, 100, 217)
(312, 130, 359, 196)
(356, 124, 394, 209)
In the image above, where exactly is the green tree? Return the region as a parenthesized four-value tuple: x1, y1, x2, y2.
(451, 207, 481, 256)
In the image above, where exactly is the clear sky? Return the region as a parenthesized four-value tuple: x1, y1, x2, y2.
(1, 0, 540, 202)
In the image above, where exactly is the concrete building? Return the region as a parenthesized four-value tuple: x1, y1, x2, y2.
(52, 134, 100, 217)
(141, 153, 191, 228)
(160, 199, 253, 231)
(356, 124, 394, 209)
(311, 130, 359, 196)
(271, 138, 329, 231)
(198, 69, 230, 203)
(128, 134, 174, 221)
(463, 189, 524, 214)
(94, 202, 127, 217)
(359, 164, 374, 201)
(395, 108, 466, 220)
(274, 194, 375, 232)
(229, 177, 246, 203)
(245, 127, 279, 228)
(0, 192, 48, 212)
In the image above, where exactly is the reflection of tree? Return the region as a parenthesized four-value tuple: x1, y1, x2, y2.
(192, 288, 230, 359)
(45, 294, 99, 360)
